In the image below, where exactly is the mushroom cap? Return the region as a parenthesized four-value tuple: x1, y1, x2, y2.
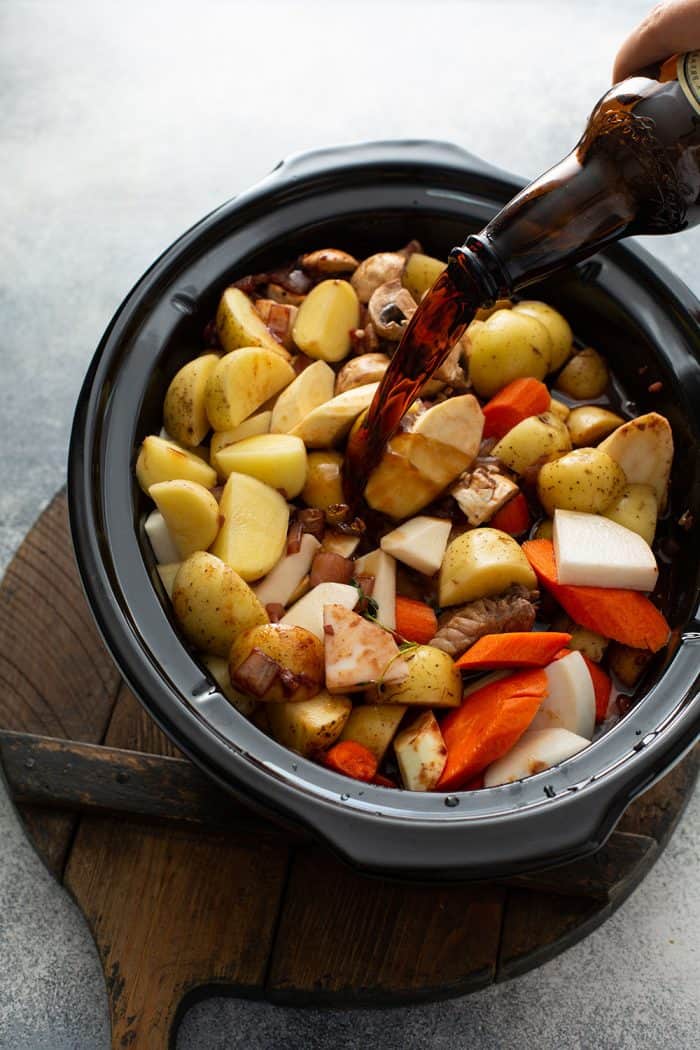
(368, 279, 417, 340)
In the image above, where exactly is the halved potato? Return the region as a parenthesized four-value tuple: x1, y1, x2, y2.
(372, 645, 461, 708)
(215, 433, 307, 498)
(211, 472, 289, 581)
(269, 360, 336, 433)
(172, 552, 268, 657)
(149, 480, 220, 558)
(136, 435, 217, 492)
(229, 623, 324, 702)
(209, 412, 272, 478)
(439, 528, 537, 606)
(402, 252, 446, 301)
(292, 279, 360, 362)
(163, 353, 220, 447)
(492, 412, 571, 476)
(216, 287, 290, 358)
(268, 691, 352, 756)
(290, 382, 379, 447)
(205, 348, 295, 432)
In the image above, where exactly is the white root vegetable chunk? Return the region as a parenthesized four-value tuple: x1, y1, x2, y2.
(394, 711, 447, 791)
(269, 360, 336, 433)
(484, 728, 590, 786)
(598, 412, 673, 509)
(531, 651, 595, 740)
(323, 604, 408, 693)
(281, 582, 358, 641)
(156, 562, 181, 600)
(149, 480, 220, 559)
(380, 516, 451, 576)
(253, 533, 321, 608)
(144, 510, 180, 564)
(353, 548, 397, 630)
(553, 509, 658, 591)
(322, 533, 361, 558)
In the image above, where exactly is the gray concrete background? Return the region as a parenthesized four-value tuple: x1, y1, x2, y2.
(0, 1, 698, 1047)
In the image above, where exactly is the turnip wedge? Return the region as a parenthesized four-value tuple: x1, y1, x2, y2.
(553, 509, 658, 591)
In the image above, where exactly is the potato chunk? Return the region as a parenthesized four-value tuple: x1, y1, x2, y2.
(567, 406, 623, 447)
(216, 287, 290, 358)
(214, 433, 308, 499)
(468, 310, 551, 397)
(230, 623, 324, 703)
(268, 691, 352, 756)
(172, 552, 267, 657)
(292, 279, 360, 362)
(205, 348, 295, 432)
(537, 448, 627, 516)
(149, 480, 220, 559)
(211, 472, 289, 581)
(136, 435, 217, 492)
(163, 354, 220, 447)
(439, 528, 537, 607)
(492, 412, 571, 476)
(269, 360, 335, 433)
(339, 704, 407, 762)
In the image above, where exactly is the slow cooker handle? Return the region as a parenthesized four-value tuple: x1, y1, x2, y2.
(264, 138, 524, 194)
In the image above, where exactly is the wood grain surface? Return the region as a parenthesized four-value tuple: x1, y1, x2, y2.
(0, 490, 696, 1049)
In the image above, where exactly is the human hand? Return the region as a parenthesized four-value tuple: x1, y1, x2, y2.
(613, 0, 700, 82)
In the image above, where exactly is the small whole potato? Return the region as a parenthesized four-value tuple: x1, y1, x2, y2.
(335, 353, 391, 395)
(537, 447, 627, 516)
(556, 347, 608, 400)
(567, 405, 623, 446)
(402, 252, 446, 302)
(164, 353, 220, 447)
(492, 412, 571, 476)
(371, 645, 462, 708)
(229, 623, 324, 703)
(439, 528, 537, 606)
(467, 309, 552, 398)
(603, 483, 658, 545)
(172, 552, 268, 657)
(302, 450, 344, 509)
(513, 300, 573, 371)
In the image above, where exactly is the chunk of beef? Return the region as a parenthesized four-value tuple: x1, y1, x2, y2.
(431, 584, 539, 658)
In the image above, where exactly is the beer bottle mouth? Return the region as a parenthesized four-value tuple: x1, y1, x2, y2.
(448, 234, 507, 304)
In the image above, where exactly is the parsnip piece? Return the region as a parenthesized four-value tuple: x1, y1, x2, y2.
(394, 711, 447, 791)
(253, 533, 321, 608)
(380, 516, 451, 576)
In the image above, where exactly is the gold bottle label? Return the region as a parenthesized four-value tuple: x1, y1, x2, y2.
(677, 51, 700, 115)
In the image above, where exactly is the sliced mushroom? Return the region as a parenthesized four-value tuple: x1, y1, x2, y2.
(351, 252, 406, 303)
(368, 279, 417, 340)
(254, 299, 298, 350)
(299, 248, 359, 276)
(397, 239, 422, 258)
(335, 352, 391, 395)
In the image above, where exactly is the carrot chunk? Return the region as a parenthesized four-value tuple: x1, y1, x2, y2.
(323, 740, 378, 782)
(455, 631, 573, 671)
(395, 596, 438, 645)
(438, 668, 548, 791)
(490, 492, 531, 536)
(522, 539, 670, 653)
(482, 378, 552, 439)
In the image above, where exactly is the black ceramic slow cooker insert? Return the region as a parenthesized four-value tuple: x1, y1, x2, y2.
(68, 141, 700, 881)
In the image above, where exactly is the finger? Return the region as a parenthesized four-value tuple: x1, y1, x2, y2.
(613, 0, 700, 82)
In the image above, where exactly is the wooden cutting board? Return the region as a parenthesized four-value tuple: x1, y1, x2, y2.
(0, 490, 696, 1050)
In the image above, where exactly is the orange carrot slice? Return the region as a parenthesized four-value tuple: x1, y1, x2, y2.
(522, 540, 670, 653)
(490, 492, 531, 535)
(395, 596, 438, 645)
(323, 740, 378, 782)
(482, 378, 551, 439)
(438, 668, 548, 790)
(455, 631, 573, 671)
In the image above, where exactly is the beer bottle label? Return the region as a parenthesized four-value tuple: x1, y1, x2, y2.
(677, 51, 700, 115)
